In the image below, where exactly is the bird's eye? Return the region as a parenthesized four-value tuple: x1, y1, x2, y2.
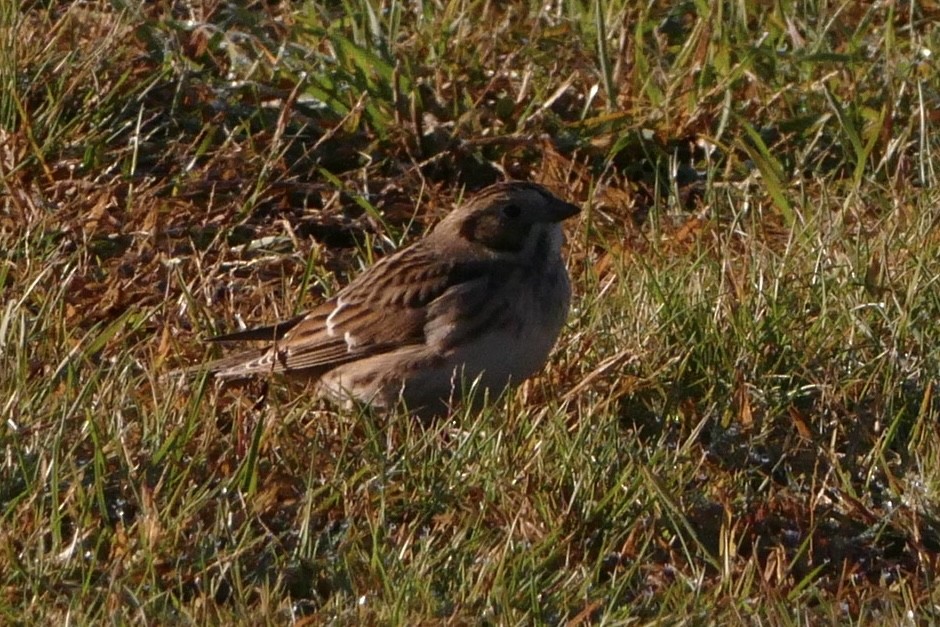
(503, 204, 521, 219)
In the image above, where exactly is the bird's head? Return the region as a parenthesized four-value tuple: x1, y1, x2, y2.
(436, 181, 580, 255)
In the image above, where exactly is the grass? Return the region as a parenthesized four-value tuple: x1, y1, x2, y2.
(3, 0, 940, 623)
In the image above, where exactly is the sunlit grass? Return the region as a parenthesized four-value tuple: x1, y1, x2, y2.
(2, 0, 939, 623)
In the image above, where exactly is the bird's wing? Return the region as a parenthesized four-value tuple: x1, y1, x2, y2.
(205, 244, 496, 379)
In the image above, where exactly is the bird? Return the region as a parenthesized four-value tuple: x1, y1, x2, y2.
(188, 181, 580, 415)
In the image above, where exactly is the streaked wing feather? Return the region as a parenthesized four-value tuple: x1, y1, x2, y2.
(204, 243, 497, 378)
(425, 265, 515, 350)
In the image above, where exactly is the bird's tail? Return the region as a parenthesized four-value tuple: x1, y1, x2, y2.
(166, 347, 273, 382)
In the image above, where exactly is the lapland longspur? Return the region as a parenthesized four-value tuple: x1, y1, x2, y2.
(190, 181, 580, 414)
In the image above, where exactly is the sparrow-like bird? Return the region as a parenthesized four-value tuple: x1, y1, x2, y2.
(191, 181, 580, 415)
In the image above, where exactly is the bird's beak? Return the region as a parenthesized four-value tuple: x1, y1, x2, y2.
(550, 198, 581, 222)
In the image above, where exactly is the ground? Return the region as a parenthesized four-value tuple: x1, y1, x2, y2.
(3, 1, 940, 623)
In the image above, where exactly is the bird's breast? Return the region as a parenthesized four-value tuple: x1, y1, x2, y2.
(446, 258, 570, 387)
